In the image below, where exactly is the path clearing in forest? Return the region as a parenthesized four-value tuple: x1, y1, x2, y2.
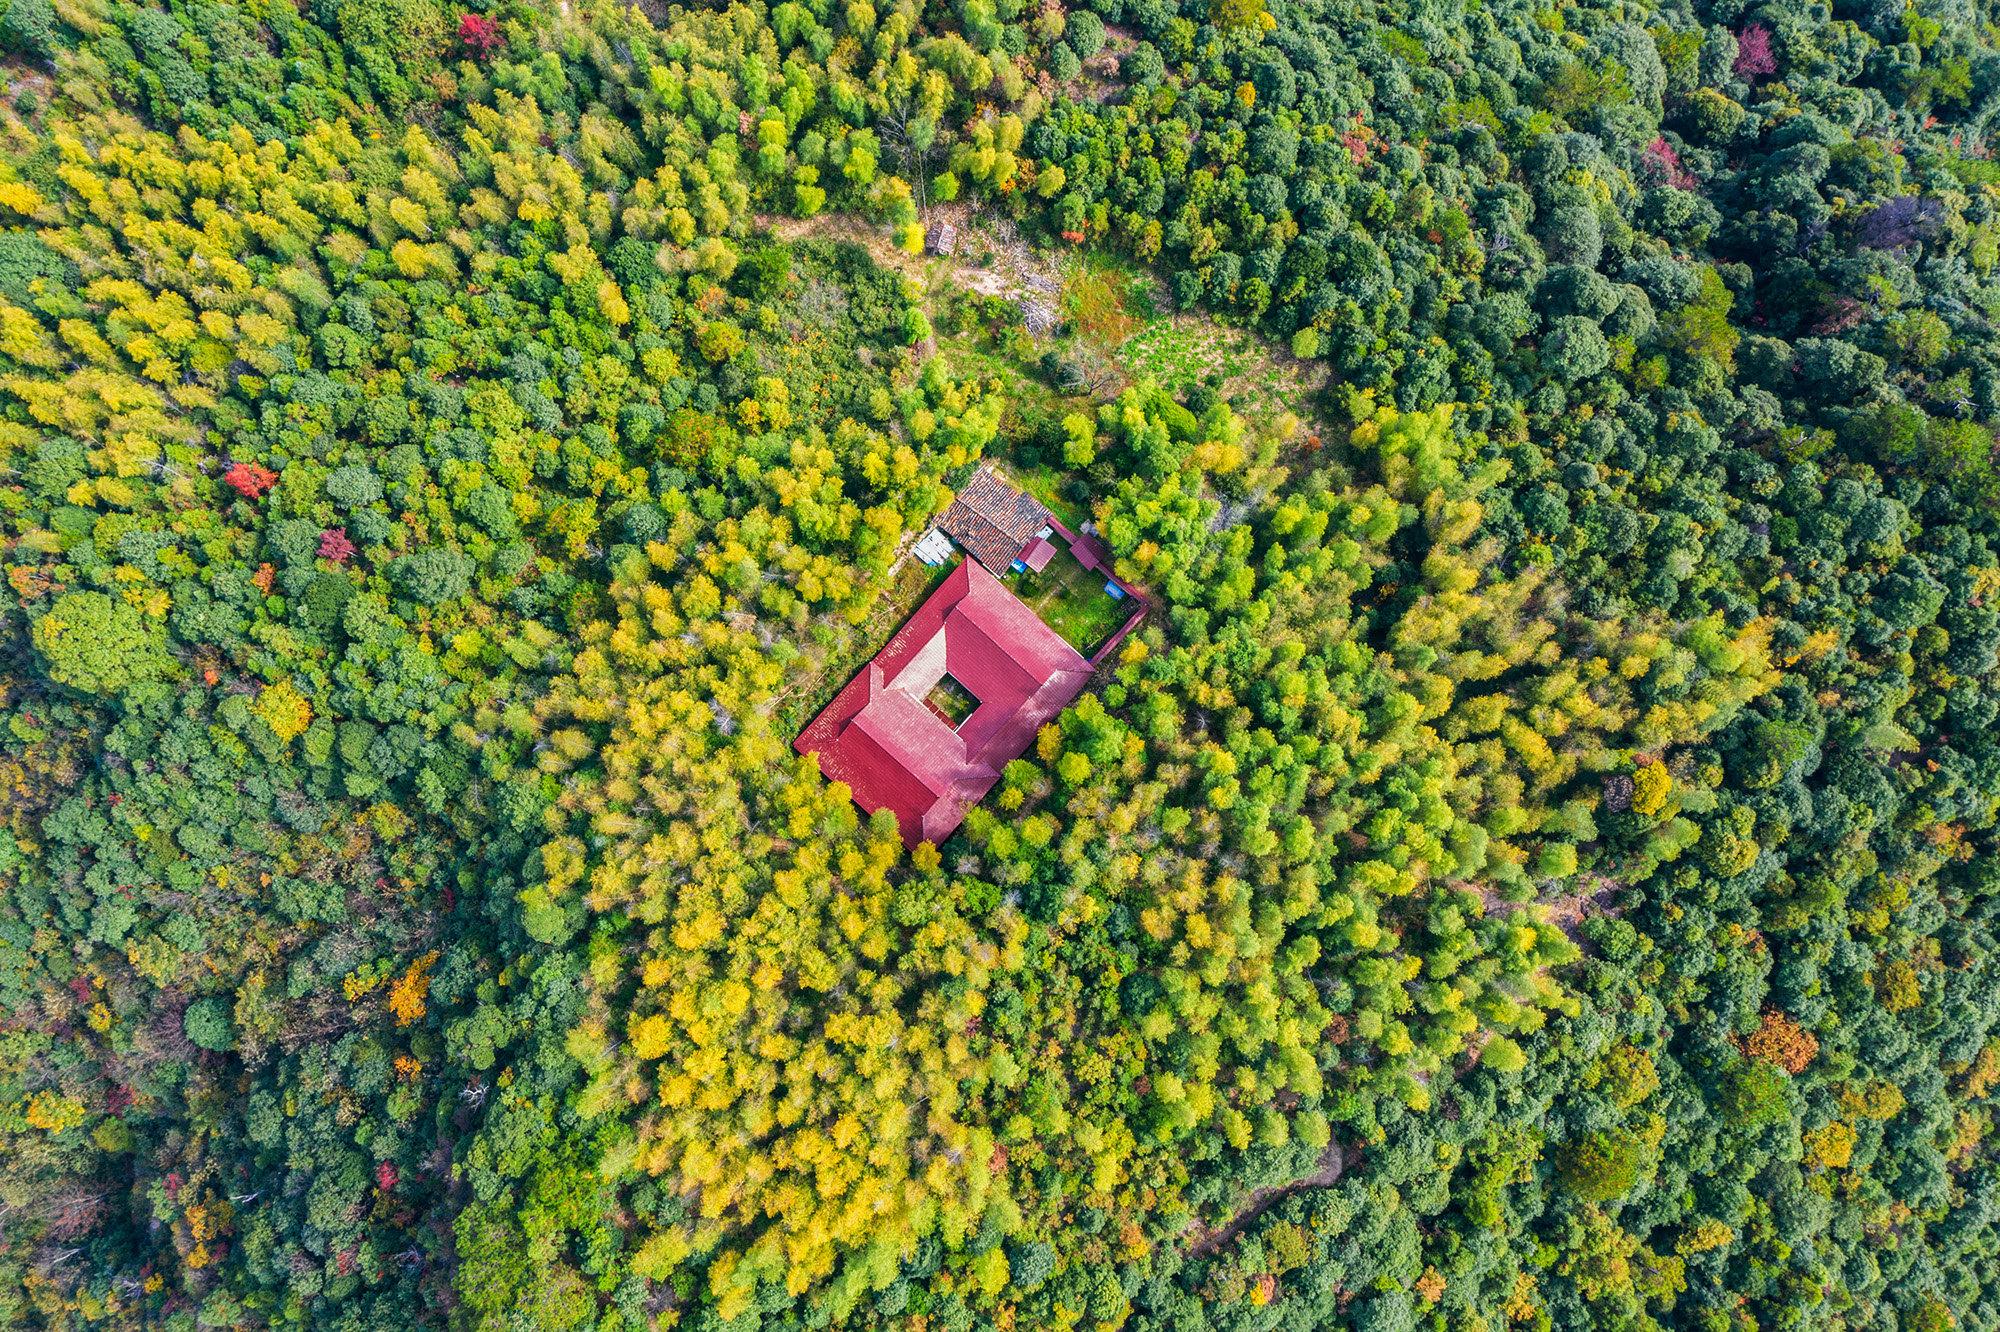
(1182, 1141, 1347, 1261)
(756, 206, 1336, 442)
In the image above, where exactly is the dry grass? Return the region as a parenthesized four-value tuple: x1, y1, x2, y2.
(1063, 259, 1145, 346)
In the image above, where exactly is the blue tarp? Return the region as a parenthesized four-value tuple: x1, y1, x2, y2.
(1105, 581, 1126, 599)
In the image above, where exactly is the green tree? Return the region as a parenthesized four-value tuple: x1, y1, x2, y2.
(31, 592, 174, 694)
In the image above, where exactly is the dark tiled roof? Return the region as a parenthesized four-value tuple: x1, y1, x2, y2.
(939, 469, 1051, 573)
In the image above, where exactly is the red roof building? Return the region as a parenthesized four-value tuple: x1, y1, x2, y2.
(795, 559, 1093, 846)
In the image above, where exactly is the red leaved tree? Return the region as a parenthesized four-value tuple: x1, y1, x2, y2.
(224, 462, 278, 500)
(318, 528, 357, 563)
(458, 13, 503, 57)
(1643, 136, 1697, 191)
(1735, 24, 1776, 80)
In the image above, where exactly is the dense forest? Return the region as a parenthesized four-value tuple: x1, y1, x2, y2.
(0, 0, 1997, 1326)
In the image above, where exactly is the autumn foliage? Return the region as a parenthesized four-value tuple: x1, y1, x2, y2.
(457, 13, 502, 56)
(222, 462, 278, 500)
(2, 0, 1998, 1329)
(1743, 1010, 1819, 1075)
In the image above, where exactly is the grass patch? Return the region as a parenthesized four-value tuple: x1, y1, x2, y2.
(926, 673, 979, 727)
(1118, 318, 1259, 392)
(1115, 312, 1327, 438)
(1006, 459, 1093, 530)
(932, 340, 1074, 434)
(1003, 549, 1132, 657)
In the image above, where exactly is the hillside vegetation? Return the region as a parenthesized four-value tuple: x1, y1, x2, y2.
(0, 0, 1997, 1329)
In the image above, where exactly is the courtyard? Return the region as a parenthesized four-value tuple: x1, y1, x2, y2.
(1000, 544, 1134, 659)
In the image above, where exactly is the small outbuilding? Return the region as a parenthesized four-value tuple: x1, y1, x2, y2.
(1019, 536, 1058, 573)
(938, 467, 1054, 575)
(913, 527, 956, 566)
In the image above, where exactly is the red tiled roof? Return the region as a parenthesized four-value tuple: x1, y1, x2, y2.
(795, 559, 1092, 846)
(938, 468, 1052, 573)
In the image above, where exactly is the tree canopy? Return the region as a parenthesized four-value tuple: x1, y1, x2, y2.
(0, 0, 1997, 1329)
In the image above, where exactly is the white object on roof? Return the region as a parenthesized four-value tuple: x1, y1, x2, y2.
(913, 527, 956, 565)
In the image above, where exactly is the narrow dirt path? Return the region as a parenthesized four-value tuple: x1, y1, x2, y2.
(1182, 1141, 1346, 1260)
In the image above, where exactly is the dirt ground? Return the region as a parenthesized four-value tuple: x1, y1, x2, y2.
(756, 205, 1062, 306)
